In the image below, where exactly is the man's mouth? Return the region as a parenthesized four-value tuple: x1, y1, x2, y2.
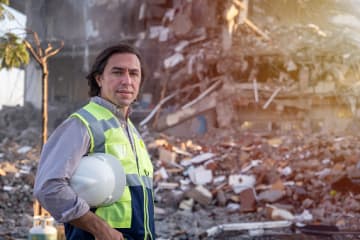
(116, 90, 133, 97)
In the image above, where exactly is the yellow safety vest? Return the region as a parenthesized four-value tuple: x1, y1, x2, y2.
(71, 101, 155, 239)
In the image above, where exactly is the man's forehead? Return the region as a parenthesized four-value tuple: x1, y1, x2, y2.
(110, 66, 140, 71)
(107, 53, 141, 69)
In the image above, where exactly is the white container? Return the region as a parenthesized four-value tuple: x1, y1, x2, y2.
(28, 216, 57, 240)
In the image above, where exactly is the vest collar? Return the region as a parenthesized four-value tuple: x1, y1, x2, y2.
(91, 96, 131, 122)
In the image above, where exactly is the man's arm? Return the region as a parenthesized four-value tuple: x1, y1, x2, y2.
(34, 118, 125, 239)
(34, 118, 90, 222)
(69, 211, 124, 240)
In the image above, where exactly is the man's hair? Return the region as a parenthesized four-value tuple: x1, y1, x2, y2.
(86, 43, 145, 97)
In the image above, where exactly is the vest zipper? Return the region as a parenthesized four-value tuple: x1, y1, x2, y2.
(125, 123, 140, 172)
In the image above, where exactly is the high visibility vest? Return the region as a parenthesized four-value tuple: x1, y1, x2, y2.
(71, 101, 155, 239)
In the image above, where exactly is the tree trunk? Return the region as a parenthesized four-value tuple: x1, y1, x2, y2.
(42, 60, 49, 147)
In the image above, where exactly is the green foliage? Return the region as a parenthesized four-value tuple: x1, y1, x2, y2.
(0, 0, 10, 20)
(0, 0, 29, 69)
(0, 33, 30, 69)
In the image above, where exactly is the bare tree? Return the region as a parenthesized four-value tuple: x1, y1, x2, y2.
(24, 31, 64, 147)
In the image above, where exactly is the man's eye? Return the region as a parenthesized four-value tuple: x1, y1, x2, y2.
(130, 71, 139, 77)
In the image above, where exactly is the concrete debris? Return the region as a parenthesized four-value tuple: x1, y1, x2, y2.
(140, 0, 360, 136)
(149, 128, 360, 238)
(4, 104, 360, 239)
(186, 185, 212, 206)
(189, 152, 215, 164)
(204, 220, 293, 238)
(228, 174, 256, 194)
(158, 147, 177, 163)
(257, 189, 286, 203)
(266, 204, 295, 221)
(0, 105, 41, 239)
(178, 198, 194, 211)
(189, 165, 213, 185)
(163, 53, 184, 69)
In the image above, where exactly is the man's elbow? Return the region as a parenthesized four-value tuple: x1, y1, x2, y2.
(32, 184, 62, 221)
(33, 180, 58, 211)
(33, 186, 51, 214)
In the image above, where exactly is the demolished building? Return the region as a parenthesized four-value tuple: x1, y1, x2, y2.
(17, 0, 360, 135)
(140, 0, 360, 136)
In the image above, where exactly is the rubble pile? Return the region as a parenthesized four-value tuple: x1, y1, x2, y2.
(148, 128, 360, 239)
(0, 104, 41, 147)
(0, 104, 41, 239)
(140, 0, 360, 133)
(1, 106, 360, 239)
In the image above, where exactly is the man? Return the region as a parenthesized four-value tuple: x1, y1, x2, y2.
(34, 43, 155, 240)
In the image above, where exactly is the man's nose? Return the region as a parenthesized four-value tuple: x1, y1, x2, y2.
(121, 71, 132, 84)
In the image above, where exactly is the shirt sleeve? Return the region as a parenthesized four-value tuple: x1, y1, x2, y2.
(33, 117, 91, 223)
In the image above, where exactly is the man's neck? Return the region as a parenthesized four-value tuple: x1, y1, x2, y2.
(91, 96, 130, 120)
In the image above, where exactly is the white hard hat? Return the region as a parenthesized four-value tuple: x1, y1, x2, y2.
(70, 153, 126, 207)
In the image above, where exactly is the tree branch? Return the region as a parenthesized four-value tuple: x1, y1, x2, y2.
(23, 39, 42, 64)
(32, 31, 43, 57)
(45, 40, 64, 58)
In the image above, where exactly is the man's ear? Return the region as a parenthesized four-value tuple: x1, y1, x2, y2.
(95, 75, 102, 87)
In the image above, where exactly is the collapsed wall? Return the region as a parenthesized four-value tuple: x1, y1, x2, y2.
(138, 0, 360, 135)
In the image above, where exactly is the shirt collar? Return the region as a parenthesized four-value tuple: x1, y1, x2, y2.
(90, 96, 131, 122)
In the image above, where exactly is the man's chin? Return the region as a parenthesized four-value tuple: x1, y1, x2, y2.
(115, 100, 133, 108)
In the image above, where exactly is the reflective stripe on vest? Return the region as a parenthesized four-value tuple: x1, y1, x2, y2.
(127, 174, 153, 189)
(76, 108, 119, 152)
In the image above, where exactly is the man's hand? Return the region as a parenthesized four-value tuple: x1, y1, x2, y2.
(69, 211, 124, 240)
(94, 227, 124, 240)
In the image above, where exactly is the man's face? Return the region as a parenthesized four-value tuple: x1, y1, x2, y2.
(96, 53, 141, 112)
